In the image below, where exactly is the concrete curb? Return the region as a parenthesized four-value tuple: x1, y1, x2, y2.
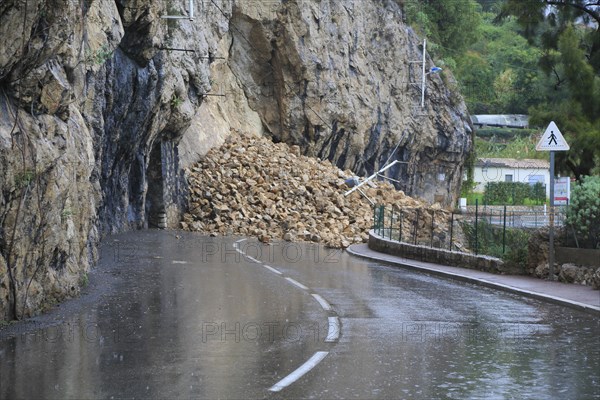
(346, 245, 600, 317)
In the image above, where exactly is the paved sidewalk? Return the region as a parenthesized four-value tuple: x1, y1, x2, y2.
(347, 244, 600, 315)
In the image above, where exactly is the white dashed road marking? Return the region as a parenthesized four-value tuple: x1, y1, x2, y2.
(263, 265, 283, 275)
(268, 351, 329, 392)
(232, 238, 341, 392)
(285, 277, 309, 291)
(172, 260, 188, 264)
(311, 293, 332, 311)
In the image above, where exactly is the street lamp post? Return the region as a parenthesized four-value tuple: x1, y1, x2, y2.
(420, 39, 427, 108)
(419, 40, 443, 108)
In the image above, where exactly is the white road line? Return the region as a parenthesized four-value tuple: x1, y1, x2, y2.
(246, 256, 261, 263)
(172, 260, 188, 264)
(285, 277, 309, 291)
(268, 351, 329, 392)
(235, 239, 246, 244)
(311, 294, 332, 311)
(263, 265, 283, 275)
(325, 316, 340, 342)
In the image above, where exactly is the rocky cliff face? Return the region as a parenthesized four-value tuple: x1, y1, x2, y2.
(0, 0, 471, 320)
(224, 0, 471, 203)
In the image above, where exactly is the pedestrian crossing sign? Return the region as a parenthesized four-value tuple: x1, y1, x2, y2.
(536, 121, 570, 151)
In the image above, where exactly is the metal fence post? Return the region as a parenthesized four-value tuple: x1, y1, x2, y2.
(475, 199, 479, 255)
(449, 212, 454, 251)
(381, 205, 385, 236)
(390, 206, 394, 240)
(399, 209, 403, 243)
(503, 205, 507, 254)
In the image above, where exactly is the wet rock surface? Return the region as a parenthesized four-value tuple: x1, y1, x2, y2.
(182, 133, 451, 248)
(557, 264, 600, 289)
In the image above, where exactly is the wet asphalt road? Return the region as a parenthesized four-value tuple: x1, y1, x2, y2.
(1, 230, 599, 399)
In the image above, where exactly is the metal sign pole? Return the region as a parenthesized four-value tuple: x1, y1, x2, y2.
(549, 151, 555, 279)
(535, 121, 569, 281)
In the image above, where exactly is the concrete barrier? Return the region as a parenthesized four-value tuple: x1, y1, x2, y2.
(368, 230, 508, 274)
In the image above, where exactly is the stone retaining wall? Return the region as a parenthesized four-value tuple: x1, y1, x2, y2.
(370, 229, 600, 289)
(368, 230, 507, 274)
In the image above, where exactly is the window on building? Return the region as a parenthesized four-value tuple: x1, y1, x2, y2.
(505, 174, 513, 182)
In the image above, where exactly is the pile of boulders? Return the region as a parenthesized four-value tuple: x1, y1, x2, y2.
(181, 133, 447, 248)
(533, 263, 600, 289)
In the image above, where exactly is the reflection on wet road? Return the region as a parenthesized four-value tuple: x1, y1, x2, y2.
(1, 231, 599, 399)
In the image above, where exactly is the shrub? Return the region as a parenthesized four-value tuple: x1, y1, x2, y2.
(461, 219, 530, 272)
(565, 175, 600, 249)
(483, 181, 545, 205)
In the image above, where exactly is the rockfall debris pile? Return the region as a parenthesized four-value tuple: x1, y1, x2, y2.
(182, 133, 449, 248)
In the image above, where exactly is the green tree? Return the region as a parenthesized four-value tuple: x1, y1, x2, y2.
(493, 68, 517, 109)
(558, 25, 597, 117)
(454, 50, 495, 112)
(454, 13, 543, 114)
(403, 0, 483, 56)
(497, 0, 600, 72)
(496, 2, 600, 178)
(565, 175, 600, 249)
(528, 25, 600, 178)
(530, 102, 600, 178)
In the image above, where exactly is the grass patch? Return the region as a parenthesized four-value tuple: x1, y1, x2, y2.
(475, 135, 547, 160)
(466, 192, 484, 206)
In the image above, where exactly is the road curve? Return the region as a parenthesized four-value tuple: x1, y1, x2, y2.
(0, 231, 598, 399)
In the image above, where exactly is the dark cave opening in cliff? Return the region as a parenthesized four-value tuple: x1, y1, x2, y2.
(146, 141, 166, 229)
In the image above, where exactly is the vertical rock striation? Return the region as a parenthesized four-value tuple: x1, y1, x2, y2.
(0, 0, 227, 320)
(0, 0, 471, 320)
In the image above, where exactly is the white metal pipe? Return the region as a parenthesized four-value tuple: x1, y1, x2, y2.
(344, 160, 401, 196)
(421, 39, 426, 108)
(189, 0, 194, 20)
(357, 187, 374, 205)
